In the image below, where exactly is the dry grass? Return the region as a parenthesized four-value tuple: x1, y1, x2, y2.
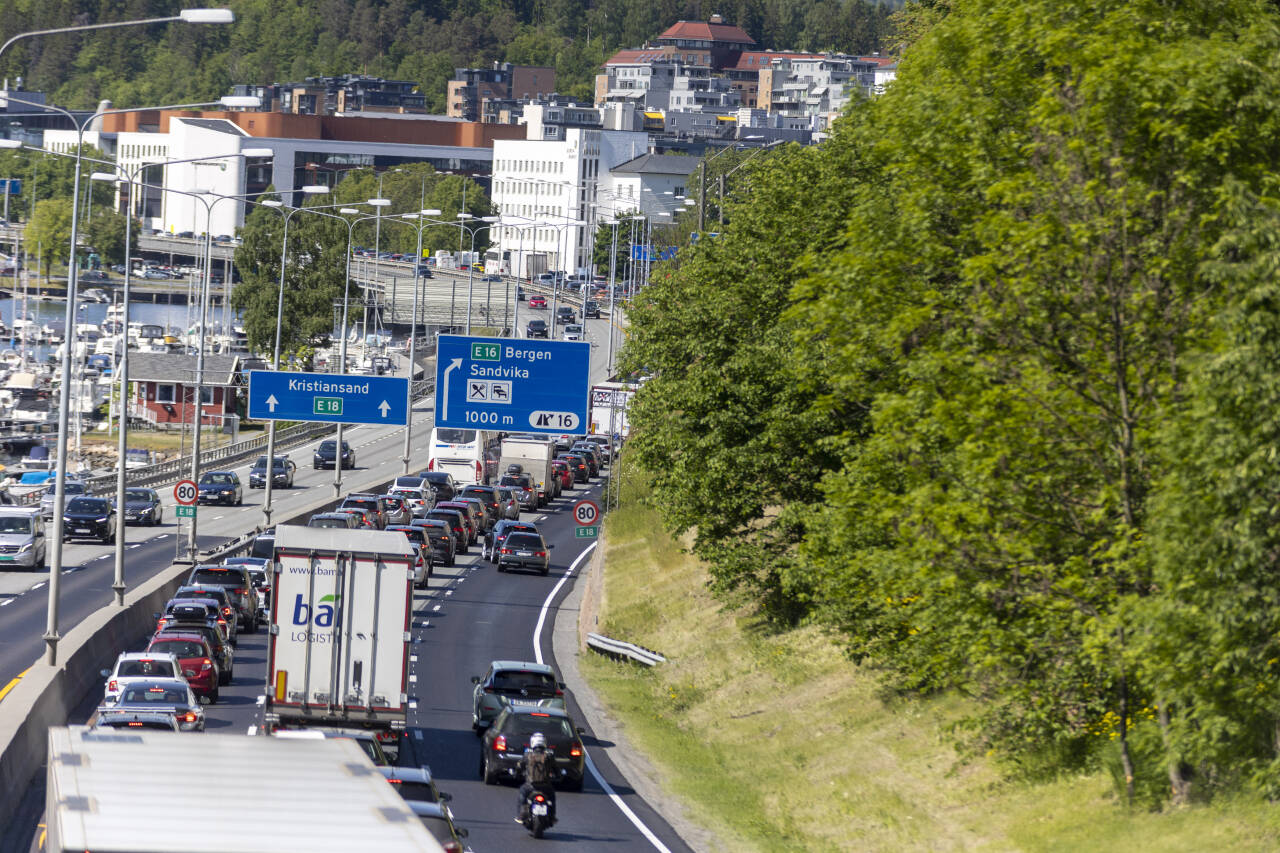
(581, 470, 1280, 852)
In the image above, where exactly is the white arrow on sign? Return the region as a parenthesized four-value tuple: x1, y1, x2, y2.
(378, 400, 391, 418)
(441, 358, 463, 421)
(265, 394, 279, 412)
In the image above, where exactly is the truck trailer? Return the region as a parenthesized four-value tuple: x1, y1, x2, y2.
(499, 435, 557, 506)
(265, 525, 418, 756)
(45, 725, 443, 853)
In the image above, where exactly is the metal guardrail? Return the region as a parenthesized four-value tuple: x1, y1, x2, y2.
(586, 632, 666, 667)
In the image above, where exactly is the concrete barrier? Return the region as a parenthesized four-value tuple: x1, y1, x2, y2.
(0, 443, 420, 836)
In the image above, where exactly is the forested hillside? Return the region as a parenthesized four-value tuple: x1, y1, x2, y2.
(0, 0, 897, 111)
(622, 0, 1280, 810)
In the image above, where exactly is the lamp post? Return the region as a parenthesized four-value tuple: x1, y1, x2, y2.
(331, 205, 368, 496)
(87, 148, 274, 604)
(540, 215, 587, 332)
(460, 214, 499, 334)
(255, 188, 340, 526)
(3, 90, 257, 665)
(398, 208, 441, 474)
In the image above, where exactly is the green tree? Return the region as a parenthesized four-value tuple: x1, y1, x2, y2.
(25, 198, 72, 280)
(84, 210, 134, 267)
(231, 192, 349, 357)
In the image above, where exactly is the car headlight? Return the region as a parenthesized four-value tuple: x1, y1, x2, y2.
(18, 543, 31, 553)
(96, 517, 109, 523)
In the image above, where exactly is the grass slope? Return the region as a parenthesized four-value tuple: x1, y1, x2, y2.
(581, 482, 1280, 851)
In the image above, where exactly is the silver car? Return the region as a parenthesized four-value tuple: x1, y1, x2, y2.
(40, 478, 88, 521)
(0, 508, 46, 569)
(379, 495, 412, 526)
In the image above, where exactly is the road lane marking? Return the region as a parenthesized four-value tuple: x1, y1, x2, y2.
(532, 541, 674, 853)
(431, 605, 441, 612)
(30, 582, 45, 590)
(0, 667, 30, 703)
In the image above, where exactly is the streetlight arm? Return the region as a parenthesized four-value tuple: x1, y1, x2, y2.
(0, 10, 234, 61)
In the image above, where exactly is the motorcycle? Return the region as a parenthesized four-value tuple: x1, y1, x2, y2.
(519, 785, 556, 838)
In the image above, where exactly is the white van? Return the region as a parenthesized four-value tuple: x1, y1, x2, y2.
(0, 507, 46, 570)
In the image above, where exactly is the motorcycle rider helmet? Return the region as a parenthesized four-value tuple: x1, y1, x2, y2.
(530, 732, 546, 749)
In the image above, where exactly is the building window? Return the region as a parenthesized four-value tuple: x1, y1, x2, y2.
(201, 386, 216, 405)
(155, 383, 176, 404)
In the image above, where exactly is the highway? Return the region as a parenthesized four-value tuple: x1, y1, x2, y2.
(0, 312, 682, 852)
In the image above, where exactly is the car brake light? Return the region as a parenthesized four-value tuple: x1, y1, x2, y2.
(178, 711, 197, 723)
(501, 548, 512, 555)
(570, 746, 582, 757)
(222, 607, 232, 617)
(493, 735, 507, 752)
(535, 551, 546, 557)
(107, 679, 118, 691)
(233, 587, 246, 595)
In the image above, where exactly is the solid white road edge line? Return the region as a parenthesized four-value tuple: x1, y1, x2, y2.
(533, 541, 675, 853)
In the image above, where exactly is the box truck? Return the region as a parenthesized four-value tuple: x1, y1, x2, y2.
(45, 726, 443, 853)
(590, 381, 636, 438)
(499, 435, 557, 506)
(265, 525, 417, 756)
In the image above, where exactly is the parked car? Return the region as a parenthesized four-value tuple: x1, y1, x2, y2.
(314, 439, 355, 470)
(197, 471, 243, 506)
(480, 705, 585, 790)
(63, 496, 116, 543)
(119, 487, 163, 525)
(471, 660, 566, 732)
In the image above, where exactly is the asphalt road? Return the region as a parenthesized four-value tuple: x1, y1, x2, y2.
(1, 314, 686, 853)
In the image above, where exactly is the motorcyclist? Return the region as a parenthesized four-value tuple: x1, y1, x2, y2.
(516, 732, 558, 823)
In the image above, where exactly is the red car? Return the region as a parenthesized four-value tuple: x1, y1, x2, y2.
(550, 460, 574, 492)
(529, 295, 547, 309)
(147, 632, 220, 702)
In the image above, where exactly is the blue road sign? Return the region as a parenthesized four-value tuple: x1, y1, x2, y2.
(247, 370, 409, 426)
(434, 335, 590, 434)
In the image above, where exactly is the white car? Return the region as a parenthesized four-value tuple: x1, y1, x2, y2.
(99, 651, 184, 703)
(562, 323, 584, 341)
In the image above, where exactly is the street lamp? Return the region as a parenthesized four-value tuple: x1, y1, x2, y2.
(461, 214, 500, 334)
(4, 91, 261, 665)
(0, 9, 234, 63)
(255, 187, 338, 526)
(87, 148, 273, 604)
(389, 208, 442, 475)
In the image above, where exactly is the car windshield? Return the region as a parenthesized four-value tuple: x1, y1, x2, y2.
(505, 533, 543, 549)
(389, 527, 424, 544)
(387, 779, 439, 803)
(67, 497, 106, 514)
(0, 516, 31, 533)
(119, 686, 188, 704)
(150, 640, 203, 658)
(190, 569, 236, 586)
(310, 516, 347, 528)
(201, 474, 233, 485)
(499, 476, 526, 488)
(435, 429, 475, 443)
(319, 441, 336, 451)
(117, 659, 175, 678)
(492, 670, 557, 693)
(126, 489, 153, 502)
(47, 482, 86, 496)
(502, 714, 576, 741)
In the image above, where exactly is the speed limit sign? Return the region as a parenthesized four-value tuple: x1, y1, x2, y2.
(173, 479, 198, 506)
(573, 499, 600, 526)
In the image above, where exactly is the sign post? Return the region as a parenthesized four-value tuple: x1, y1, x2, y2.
(434, 335, 590, 435)
(247, 371, 409, 426)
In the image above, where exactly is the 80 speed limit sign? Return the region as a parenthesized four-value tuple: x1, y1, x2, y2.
(173, 479, 198, 506)
(573, 499, 600, 526)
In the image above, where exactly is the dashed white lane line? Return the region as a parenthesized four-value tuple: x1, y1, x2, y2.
(431, 604, 441, 612)
(0, 599, 11, 606)
(30, 582, 45, 590)
(127, 544, 141, 550)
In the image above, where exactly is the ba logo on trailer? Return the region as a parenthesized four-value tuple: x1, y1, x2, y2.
(291, 594, 342, 641)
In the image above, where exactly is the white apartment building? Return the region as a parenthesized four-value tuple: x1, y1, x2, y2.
(491, 121, 647, 278)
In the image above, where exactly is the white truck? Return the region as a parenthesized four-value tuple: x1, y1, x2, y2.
(590, 381, 637, 438)
(45, 726, 443, 852)
(265, 525, 417, 756)
(499, 435, 557, 506)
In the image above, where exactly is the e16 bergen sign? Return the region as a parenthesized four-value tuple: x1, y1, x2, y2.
(248, 370, 409, 426)
(434, 335, 590, 434)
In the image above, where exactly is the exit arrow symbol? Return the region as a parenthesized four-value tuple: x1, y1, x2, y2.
(265, 394, 279, 413)
(378, 400, 391, 418)
(441, 358, 462, 421)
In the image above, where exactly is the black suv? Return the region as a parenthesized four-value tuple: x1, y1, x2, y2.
(314, 439, 355, 470)
(583, 300, 601, 319)
(63, 496, 117, 543)
(420, 472, 458, 502)
(554, 306, 575, 325)
(186, 565, 259, 633)
(249, 455, 296, 488)
(525, 318, 548, 338)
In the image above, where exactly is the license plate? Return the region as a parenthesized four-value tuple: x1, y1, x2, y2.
(76, 528, 91, 534)
(0, 556, 12, 561)
(532, 804, 548, 816)
(518, 551, 532, 557)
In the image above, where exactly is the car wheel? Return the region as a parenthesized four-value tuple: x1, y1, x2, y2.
(208, 685, 219, 704)
(482, 753, 500, 784)
(541, 566, 549, 576)
(236, 493, 243, 506)
(219, 668, 231, 686)
(564, 774, 584, 792)
(447, 553, 456, 567)
(156, 511, 163, 525)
